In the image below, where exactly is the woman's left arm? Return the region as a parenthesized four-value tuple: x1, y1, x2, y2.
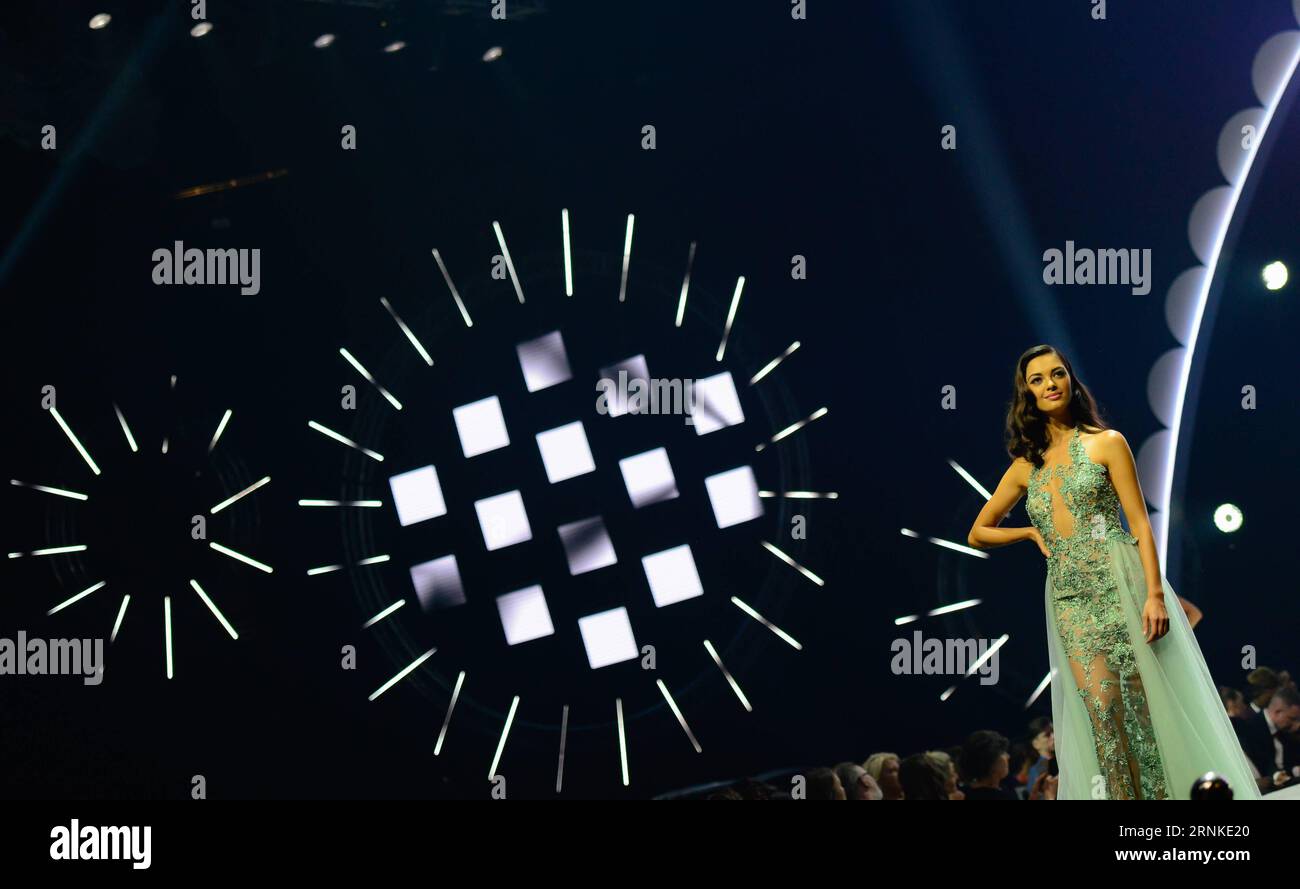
(1100, 430, 1165, 598)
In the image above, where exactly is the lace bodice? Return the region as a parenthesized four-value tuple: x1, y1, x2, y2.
(1026, 426, 1138, 601)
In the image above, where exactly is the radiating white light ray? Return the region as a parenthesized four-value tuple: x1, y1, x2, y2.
(715, 276, 745, 361)
(307, 420, 385, 462)
(9, 480, 88, 501)
(927, 598, 982, 617)
(939, 685, 957, 702)
(434, 670, 466, 756)
(749, 341, 801, 385)
(363, 599, 405, 628)
(340, 348, 403, 410)
(703, 639, 753, 711)
(47, 580, 107, 615)
(357, 554, 390, 567)
(731, 596, 802, 650)
(616, 697, 629, 787)
(110, 594, 130, 643)
(758, 490, 839, 500)
(208, 409, 233, 454)
(895, 614, 921, 626)
(50, 408, 101, 476)
(556, 704, 569, 793)
(306, 564, 343, 576)
(164, 596, 174, 679)
(618, 213, 634, 303)
(112, 403, 139, 453)
(562, 209, 574, 297)
(380, 297, 434, 367)
(656, 679, 702, 753)
(491, 221, 525, 304)
(489, 695, 521, 779)
(675, 241, 697, 328)
(948, 459, 993, 500)
(431, 248, 473, 327)
(9, 544, 88, 559)
(368, 647, 437, 702)
(161, 437, 169, 455)
(189, 579, 239, 640)
(210, 475, 270, 515)
(900, 530, 990, 559)
(755, 407, 828, 452)
(760, 540, 825, 587)
(1025, 669, 1056, 709)
(963, 634, 1009, 679)
(209, 541, 273, 574)
(297, 499, 383, 508)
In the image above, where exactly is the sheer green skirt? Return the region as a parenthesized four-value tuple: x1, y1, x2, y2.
(1045, 538, 1260, 800)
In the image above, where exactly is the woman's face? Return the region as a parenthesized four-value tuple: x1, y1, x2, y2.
(1033, 725, 1055, 757)
(1024, 353, 1072, 416)
(880, 757, 902, 793)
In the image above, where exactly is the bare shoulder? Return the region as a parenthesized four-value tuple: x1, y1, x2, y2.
(1084, 427, 1129, 466)
(1006, 455, 1033, 488)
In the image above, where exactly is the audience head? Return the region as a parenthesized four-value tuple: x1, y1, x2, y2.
(1028, 717, 1055, 758)
(805, 767, 845, 801)
(834, 762, 881, 800)
(1265, 684, 1300, 732)
(1247, 667, 1283, 708)
(925, 750, 960, 797)
(898, 753, 949, 800)
(960, 730, 1011, 785)
(1219, 685, 1249, 719)
(862, 752, 903, 800)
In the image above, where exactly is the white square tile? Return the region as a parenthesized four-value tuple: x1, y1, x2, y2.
(496, 585, 554, 645)
(452, 395, 510, 458)
(704, 465, 764, 529)
(557, 516, 617, 575)
(618, 447, 679, 508)
(535, 421, 596, 484)
(598, 354, 650, 418)
(578, 606, 639, 669)
(692, 371, 745, 435)
(408, 554, 465, 612)
(474, 490, 533, 551)
(516, 330, 573, 393)
(641, 544, 704, 607)
(387, 465, 447, 527)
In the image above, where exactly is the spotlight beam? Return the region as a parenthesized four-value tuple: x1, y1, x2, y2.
(715, 276, 745, 361)
(340, 348, 403, 410)
(210, 476, 270, 515)
(749, 341, 800, 385)
(556, 704, 569, 793)
(307, 420, 385, 462)
(431, 249, 473, 327)
(368, 647, 437, 702)
(363, 599, 406, 628)
(47, 580, 107, 616)
(656, 680, 702, 753)
(380, 297, 434, 367)
(189, 579, 239, 640)
(704, 639, 753, 712)
(434, 670, 466, 756)
(731, 596, 803, 650)
(9, 480, 88, 501)
(675, 241, 697, 328)
(209, 541, 273, 574)
(208, 409, 233, 454)
(112, 403, 139, 453)
(561, 209, 574, 297)
(760, 540, 825, 587)
(618, 213, 634, 302)
(50, 407, 101, 476)
(755, 407, 828, 452)
(491, 221, 525, 304)
(489, 695, 521, 779)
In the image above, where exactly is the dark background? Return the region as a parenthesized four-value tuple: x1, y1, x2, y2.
(1, 0, 1297, 799)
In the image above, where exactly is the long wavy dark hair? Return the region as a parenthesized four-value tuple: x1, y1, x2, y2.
(1004, 344, 1110, 468)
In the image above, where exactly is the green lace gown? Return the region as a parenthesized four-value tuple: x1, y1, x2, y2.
(1026, 426, 1260, 800)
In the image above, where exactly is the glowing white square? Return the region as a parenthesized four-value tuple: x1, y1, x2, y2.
(557, 516, 617, 575)
(516, 330, 573, 393)
(452, 395, 510, 458)
(474, 490, 533, 551)
(535, 421, 596, 484)
(578, 606, 639, 669)
(408, 554, 466, 612)
(598, 354, 650, 417)
(496, 585, 554, 645)
(692, 371, 745, 435)
(641, 544, 703, 607)
(705, 465, 764, 528)
(387, 465, 447, 527)
(618, 447, 679, 508)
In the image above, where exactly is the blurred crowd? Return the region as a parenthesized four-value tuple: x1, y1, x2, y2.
(702, 666, 1299, 800)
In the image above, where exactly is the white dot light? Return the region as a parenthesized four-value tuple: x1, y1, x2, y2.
(384, 40, 406, 54)
(89, 14, 111, 30)
(1213, 503, 1243, 533)
(191, 22, 214, 38)
(314, 33, 336, 49)
(483, 46, 503, 62)
(1263, 260, 1288, 291)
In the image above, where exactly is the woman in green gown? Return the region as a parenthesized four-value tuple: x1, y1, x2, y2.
(968, 344, 1259, 800)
